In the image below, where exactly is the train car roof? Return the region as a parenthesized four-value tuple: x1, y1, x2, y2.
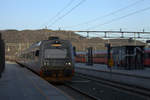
(21, 39, 71, 54)
(76, 50, 108, 55)
(111, 45, 145, 48)
(93, 50, 107, 54)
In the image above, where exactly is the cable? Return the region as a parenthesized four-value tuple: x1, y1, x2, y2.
(63, 0, 145, 29)
(40, 0, 74, 28)
(48, 0, 87, 28)
(87, 6, 150, 30)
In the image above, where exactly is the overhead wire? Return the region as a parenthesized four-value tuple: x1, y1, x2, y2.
(87, 6, 150, 30)
(40, 0, 74, 28)
(47, 0, 87, 28)
(63, 0, 145, 29)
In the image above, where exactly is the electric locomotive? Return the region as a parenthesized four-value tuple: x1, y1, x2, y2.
(17, 37, 75, 82)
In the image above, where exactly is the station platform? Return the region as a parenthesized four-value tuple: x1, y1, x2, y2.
(0, 62, 73, 100)
(75, 63, 150, 89)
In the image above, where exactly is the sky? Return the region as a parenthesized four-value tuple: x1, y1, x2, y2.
(0, 0, 150, 32)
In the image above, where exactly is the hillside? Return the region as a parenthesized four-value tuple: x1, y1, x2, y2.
(0, 29, 145, 57)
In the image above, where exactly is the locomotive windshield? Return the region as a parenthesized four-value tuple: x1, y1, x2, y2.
(44, 49, 67, 59)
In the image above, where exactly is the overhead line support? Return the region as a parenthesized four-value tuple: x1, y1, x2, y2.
(73, 30, 150, 34)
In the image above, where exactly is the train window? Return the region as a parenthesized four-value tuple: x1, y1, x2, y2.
(145, 53, 150, 58)
(148, 54, 150, 58)
(35, 50, 39, 56)
(77, 54, 85, 57)
(44, 49, 67, 59)
(81, 54, 85, 57)
(94, 53, 106, 58)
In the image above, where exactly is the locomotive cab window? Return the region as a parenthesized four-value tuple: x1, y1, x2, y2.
(35, 50, 39, 56)
(44, 49, 67, 59)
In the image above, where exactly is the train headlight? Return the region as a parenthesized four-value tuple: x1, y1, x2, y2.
(44, 62, 47, 66)
(68, 62, 71, 66)
(66, 62, 71, 66)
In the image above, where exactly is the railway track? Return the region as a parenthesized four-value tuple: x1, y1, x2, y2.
(68, 73, 150, 100)
(76, 66, 150, 80)
(75, 72, 150, 97)
(76, 66, 150, 91)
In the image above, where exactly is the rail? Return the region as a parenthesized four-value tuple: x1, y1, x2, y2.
(76, 72, 150, 98)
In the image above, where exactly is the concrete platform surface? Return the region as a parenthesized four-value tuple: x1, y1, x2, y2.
(76, 63, 150, 78)
(75, 63, 150, 89)
(0, 62, 73, 100)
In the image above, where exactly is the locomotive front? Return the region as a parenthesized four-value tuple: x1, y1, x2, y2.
(40, 38, 74, 82)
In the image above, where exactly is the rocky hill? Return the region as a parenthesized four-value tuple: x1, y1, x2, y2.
(0, 29, 146, 57)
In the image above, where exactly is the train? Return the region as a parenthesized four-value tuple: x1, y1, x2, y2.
(144, 48, 150, 67)
(16, 37, 75, 82)
(75, 50, 107, 64)
(75, 47, 150, 68)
